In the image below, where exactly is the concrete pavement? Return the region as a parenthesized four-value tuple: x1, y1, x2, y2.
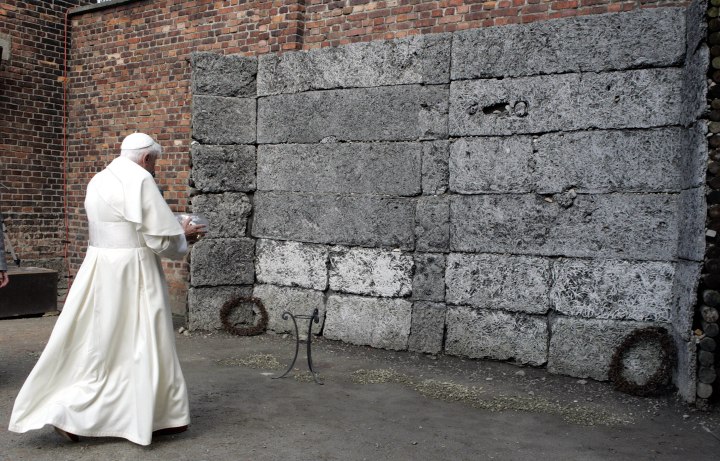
(1, 315, 719, 460)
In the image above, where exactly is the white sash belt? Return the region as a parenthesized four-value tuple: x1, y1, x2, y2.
(88, 221, 146, 249)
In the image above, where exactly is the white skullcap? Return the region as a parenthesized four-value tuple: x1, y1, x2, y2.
(121, 132, 155, 150)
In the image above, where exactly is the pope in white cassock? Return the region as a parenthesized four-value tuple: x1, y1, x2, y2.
(9, 133, 204, 445)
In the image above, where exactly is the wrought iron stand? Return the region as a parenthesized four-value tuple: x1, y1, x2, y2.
(273, 308, 323, 384)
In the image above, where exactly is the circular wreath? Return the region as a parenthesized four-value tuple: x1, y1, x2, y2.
(608, 326, 676, 397)
(219, 296, 268, 336)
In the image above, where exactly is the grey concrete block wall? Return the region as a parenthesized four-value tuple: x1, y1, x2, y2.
(191, 192, 252, 238)
(449, 69, 685, 137)
(450, 193, 680, 260)
(255, 239, 328, 291)
(548, 317, 662, 381)
(257, 85, 448, 144)
(451, 8, 685, 80)
(252, 284, 326, 335)
(188, 286, 253, 331)
(329, 246, 413, 298)
(257, 142, 422, 196)
(324, 294, 412, 350)
(191, 144, 256, 192)
(258, 33, 451, 96)
(445, 306, 548, 365)
(189, 4, 707, 401)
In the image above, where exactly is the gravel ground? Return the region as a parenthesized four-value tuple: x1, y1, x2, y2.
(1, 315, 719, 461)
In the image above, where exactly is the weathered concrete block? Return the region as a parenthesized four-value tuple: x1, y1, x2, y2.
(446, 253, 551, 314)
(678, 187, 706, 262)
(191, 192, 252, 238)
(535, 127, 706, 194)
(190, 144, 256, 192)
(681, 45, 709, 127)
(188, 285, 253, 331)
(450, 136, 534, 193)
(686, 0, 707, 61)
(190, 238, 255, 286)
(548, 316, 663, 380)
(445, 306, 548, 365)
(255, 239, 328, 291)
(408, 301, 446, 354)
(412, 253, 446, 302)
(258, 33, 451, 95)
(416, 196, 449, 252)
(252, 191, 416, 250)
(252, 284, 325, 335)
(450, 193, 679, 260)
(257, 85, 448, 144)
(191, 52, 257, 97)
(422, 141, 450, 195)
(449, 69, 684, 136)
(451, 8, 685, 80)
(324, 294, 412, 350)
(329, 246, 413, 298)
(673, 335, 698, 403)
(671, 261, 702, 341)
(192, 95, 256, 145)
(257, 142, 421, 196)
(550, 259, 675, 322)
(682, 123, 708, 190)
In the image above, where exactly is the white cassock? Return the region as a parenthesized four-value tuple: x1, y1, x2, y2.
(9, 156, 190, 445)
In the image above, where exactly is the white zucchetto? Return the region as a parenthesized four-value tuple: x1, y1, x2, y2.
(121, 132, 155, 150)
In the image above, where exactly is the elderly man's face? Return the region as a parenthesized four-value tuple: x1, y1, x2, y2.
(139, 153, 156, 177)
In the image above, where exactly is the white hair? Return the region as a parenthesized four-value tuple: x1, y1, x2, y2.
(120, 142, 162, 162)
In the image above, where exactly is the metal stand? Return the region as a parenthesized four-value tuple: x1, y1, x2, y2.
(273, 308, 323, 385)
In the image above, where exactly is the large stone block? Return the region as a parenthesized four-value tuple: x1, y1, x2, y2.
(252, 284, 325, 335)
(257, 85, 448, 144)
(408, 301, 446, 354)
(257, 142, 421, 196)
(677, 187, 706, 262)
(188, 285, 253, 331)
(445, 306, 548, 365)
(324, 294, 412, 350)
(191, 192, 252, 238)
(412, 253, 446, 302)
(451, 8, 685, 80)
(255, 239, 328, 291)
(190, 144, 256, 192)
(673, 335, 698, 403)
(252, 191, 416, 250)
(190, 238, 255, 286)
(535, 127, 706, 194)
(446, 253, 551, 314)
(681, 45, 709, 127)
(548, 316, 663, 381)
(550, 259, 675, 322)
(415, 196, 449, 252)
(681, 123, 708, 190)
(258, 33, 451, 95)
(329, 246, 413, 298)
(449, 68, 684, 136)
(191, 52, 257, 97)
(450, 136, 534, 193)
(192, 95, 256, 145)
(450, 193, 679, 260)
(422, 141, 450, 195)
(671, 261, 702, 341)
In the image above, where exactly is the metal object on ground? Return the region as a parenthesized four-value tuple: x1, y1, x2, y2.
(0, 267, 58, 318)
(273, 308, 323, 385)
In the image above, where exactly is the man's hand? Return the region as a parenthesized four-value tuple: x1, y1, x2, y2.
(182, 217, 207, 244)
(0, 271, 8, 289)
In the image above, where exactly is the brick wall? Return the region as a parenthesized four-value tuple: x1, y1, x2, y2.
(58, 0, 687, 315)
(0, 0, 95, 295)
